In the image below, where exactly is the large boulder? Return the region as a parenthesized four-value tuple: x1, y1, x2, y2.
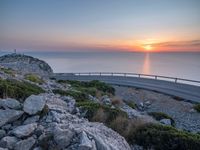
(0, 109, 23, 127)
(0, 136, 18, 149)
(23, 95, 46, 115)
(0, 98, 21, 110)
(0, 54, 53, 75)
(14, 137, 36, 150)
(11, 123, 37, 138)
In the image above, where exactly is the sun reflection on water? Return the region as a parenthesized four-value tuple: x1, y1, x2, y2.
(142, 53, 150, 74)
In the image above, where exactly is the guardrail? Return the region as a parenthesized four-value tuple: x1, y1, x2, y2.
(53, 72, 200, 86)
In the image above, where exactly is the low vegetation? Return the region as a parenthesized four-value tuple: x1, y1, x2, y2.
(0, 78, 44, 101)
(126, 101, 137, 109)
(194, 104, 200, 112)
(148, 112, 175, 126)
(132, 123, 200, 150)
(25, 74, 44, 84)
(53, 89, 89, 102)
(58, 80, 115, 96)
(76, 101, 127, 125)
(77, 100, 200, 150)
(0, 67, 15, 76)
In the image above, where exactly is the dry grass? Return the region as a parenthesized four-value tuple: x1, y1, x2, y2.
(111, 96, 123, 106)
(109, 115, 146, 143)
(91, 108, 107, 123)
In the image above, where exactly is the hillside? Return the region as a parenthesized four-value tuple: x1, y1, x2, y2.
(0, 54, 200, 150)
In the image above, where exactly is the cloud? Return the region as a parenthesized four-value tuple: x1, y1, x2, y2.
(151, 40, 200, 48)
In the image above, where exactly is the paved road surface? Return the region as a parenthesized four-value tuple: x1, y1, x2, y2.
(51, 74, 200, 104)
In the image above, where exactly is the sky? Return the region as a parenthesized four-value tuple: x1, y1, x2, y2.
(0, 0, 200, 52)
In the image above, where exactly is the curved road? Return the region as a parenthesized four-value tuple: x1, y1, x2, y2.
(51, 74, 200, 104)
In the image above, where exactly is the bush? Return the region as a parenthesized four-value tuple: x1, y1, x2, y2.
(126, 101, 137, 109)
(148, 112, 175, 126)
(0, 78, 44, 101)
(111, 97, 123, 106)
(53, 89, 89, 102)
(194, 104, 200, 112)
(109, 116, 145, 142)
(131, 123, 200, 150)
(25, 74, 44, 84)
(58, 80, 115, 95)
(76, 101, 127, 125)
(0, 67, 15, 76)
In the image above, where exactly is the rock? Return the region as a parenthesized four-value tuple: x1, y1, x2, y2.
(34, 125, 44, 137)
(14, 137, 35, 150)
(101, 95, 111, 105)
(0, 98, 21, 109)
(53, 126, 75, 148)
(33, 147, 42, 150)
(23, 95, 46, 115)
(0, 136, 18, 149)
(0, 148, 8, 150)
(0, 130, 6, 139)
(0, 54, 53, 75)
(1, 124, 11, 131)
(46, 95, 69, 113)
(0, 109, 24, 127)
(160, 119, 172, 126)
(61, 96, 76, 113)
(23, 115, 40, 125)
(12, 123, 37, 138)
(78, 131, 94, 150)
(88, 95, 99, 103)
(144, 101, 151, 106)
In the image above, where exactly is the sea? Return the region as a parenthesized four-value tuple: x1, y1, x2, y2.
(1, 51, 200, 81)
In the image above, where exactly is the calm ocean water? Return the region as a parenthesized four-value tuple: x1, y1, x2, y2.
(1, 51, 200, 81)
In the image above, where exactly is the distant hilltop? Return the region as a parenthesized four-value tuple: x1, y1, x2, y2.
(0, 53, 53, 75)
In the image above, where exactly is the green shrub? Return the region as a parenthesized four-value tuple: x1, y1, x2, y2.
(127, 101, 137, 109)
(76, 101, 127, 125)
(52, 89, 89, 102)
(194, 104, 200, 112)
(0, 68, 15, 76)
(131, 123, 200, 150)
(0, 78, 44, 101)
(25, 74, 44, 84)
(58, 80, 115, 95)
(148, 112, 175, 126)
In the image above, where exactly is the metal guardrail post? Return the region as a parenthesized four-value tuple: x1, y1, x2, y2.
(175, 78, 178, 83)
(138, 74, 141, 78)
(155, 76, 157, 80)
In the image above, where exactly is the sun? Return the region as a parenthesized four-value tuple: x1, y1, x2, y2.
(144, 45, 153, 51)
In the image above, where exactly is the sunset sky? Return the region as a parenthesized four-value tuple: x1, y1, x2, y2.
(0, 0, 200, 52)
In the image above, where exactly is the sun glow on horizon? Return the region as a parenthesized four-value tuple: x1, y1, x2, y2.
(143, 45, 153, 51)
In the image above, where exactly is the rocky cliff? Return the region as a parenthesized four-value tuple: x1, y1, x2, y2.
(0, 53, 53, 75)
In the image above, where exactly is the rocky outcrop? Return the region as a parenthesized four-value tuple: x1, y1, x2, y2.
(0, 54, 53, 75)
(0, 94, 131, 150)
